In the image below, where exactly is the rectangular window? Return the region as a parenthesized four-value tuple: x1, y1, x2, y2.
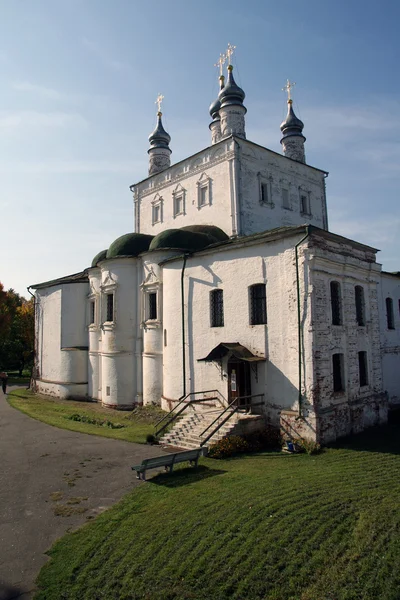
(330, 281, 342, 325)
(250, 284, 267, 325)
(153, 205, 161, 224)
(332, 353, 345, 393)
(261, 183, 269, 204)
(210, 289, 224, 327)
(90, 300, 95, 325)
(106, 294, 114, 322)
(174, 195, 183, 216)
(358, 351, 368, 387)
(386, 297, 395, 329)
(355, 286, 365, 326)
(148, 292, 157, 320)
(282, 188, 290, 209)
(300, 194, 310, 215)
(199, 186, 208, 207)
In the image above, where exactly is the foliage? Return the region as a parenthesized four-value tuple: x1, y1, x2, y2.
(208, 426, 282, 459)
(8, 390, 160, 444)
(66, 413, 125, 429)
(295, 437, 322, 455)
(208, 435, 250, 459)
(0, 283, 34, 375)
(35, 423, 400, 600)
(146, 433, 158, 444)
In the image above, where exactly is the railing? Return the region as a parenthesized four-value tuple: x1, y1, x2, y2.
(154, 389, 226, 438)
(199, 393, 265, 447)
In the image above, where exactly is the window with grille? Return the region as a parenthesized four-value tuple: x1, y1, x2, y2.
(330, 281, 342, 325)
(358, 351, 368, 387)
(249, 284, 267, 325)
(148, 292, 157, 320)
(386, 297, 395, 329)
(210, 289, 224, 327)
(89, 301, 95, 325)
(106, 294, 114, 322)
(332, 353, 345, 393)
(355, 286, 365, 326)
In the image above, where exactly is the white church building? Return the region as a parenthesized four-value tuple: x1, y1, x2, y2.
(31, 58, 400, 445)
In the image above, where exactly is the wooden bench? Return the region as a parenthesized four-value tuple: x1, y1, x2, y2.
(131, 448, 203, 481)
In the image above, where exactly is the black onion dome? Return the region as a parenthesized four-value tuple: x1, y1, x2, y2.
(148, 113, 171, 150)
(106, 233, 154, 259)
(209, 97, 221, 120)
(91, 249, 108, 267)
(218, 66, 246, 108)
(280, 100, 305, 139)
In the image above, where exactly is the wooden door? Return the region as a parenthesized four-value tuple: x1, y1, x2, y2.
(228, 360, 251, 406)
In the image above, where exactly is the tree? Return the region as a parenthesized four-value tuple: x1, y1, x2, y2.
(0, 284, 34, 375)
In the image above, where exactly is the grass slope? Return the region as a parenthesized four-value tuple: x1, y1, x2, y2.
(35, 422, 400, 600)
(8, 390, 164, 444)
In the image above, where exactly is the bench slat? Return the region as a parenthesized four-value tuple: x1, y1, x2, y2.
(131, 448, 203, 480)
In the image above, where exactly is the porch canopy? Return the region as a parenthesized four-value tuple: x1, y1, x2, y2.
(198, 342, 265, 363)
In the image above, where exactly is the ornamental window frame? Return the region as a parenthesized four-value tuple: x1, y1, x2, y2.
(87, 292, 99, 329)
(100, 279, 117, 329)
(151, 193, 163, 225)
(140, 272, 162, 329)
(172, 184, 186, 218)
(196, 172, 212, 210)
(257, 172, 274, 207)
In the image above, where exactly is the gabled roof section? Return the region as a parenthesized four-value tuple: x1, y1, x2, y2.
(30, 271, 88, 290)
(198, 342, 265, 363)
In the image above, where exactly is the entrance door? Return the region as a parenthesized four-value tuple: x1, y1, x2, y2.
(228, 360, 251, 406)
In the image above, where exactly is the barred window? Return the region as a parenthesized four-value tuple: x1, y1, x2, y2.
(330, 281, 342, 325)
(106, 294, 114, 322)
(355, 286, 365, 326)
(332, 353, 345, 393)
(386, 297, 395, 329)
(90, 300, 95, 325)
(358, 351, 368, 387)
(148, 292, 157, 320)
(210, 289, 224, 327)
(249, 284, 267, 325)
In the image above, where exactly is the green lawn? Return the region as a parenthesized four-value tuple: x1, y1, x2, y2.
(35, 422, 400, 600)
(8, 389, 165, 444)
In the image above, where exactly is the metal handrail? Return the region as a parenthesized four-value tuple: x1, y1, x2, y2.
(199, 393, 265, 446)
(154, 389, 226, 438)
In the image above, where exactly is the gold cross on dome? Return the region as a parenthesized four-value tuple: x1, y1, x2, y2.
(226, 42, 236, 65)
(282, 79, 296, 101)
(155, 93, 164, 113)
(214, 53, 226, 76)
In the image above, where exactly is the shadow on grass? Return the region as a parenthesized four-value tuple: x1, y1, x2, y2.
(149, 465, 226, 487)
(327, 421, 400, 455)
(0, 582, 29, 600)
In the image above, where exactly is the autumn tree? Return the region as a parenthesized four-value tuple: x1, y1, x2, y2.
(0, 284, 34, 375)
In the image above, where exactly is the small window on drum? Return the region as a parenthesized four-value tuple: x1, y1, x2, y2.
(106, 294, 114, 322)
(89, 300, 95, 325)
(148, 292, 157, 320)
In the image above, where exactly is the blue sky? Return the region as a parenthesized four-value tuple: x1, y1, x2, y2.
(1, 0, 399, 296)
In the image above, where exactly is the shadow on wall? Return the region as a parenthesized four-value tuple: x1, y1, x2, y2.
(327, 421, 400, 455)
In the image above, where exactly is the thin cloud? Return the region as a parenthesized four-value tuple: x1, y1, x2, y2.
(0, 110, 87, 130)
(82, 37, 130, 72)
(11, 81, 63, 100)
(0, 159, 142, 175)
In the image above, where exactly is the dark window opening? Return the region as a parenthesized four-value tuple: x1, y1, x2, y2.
(210, 289, 224, 327)
(333, 353, 345, 393)
(330, 281, 342, 325)
(106, 294, 114, 322)
(250, 284, 267, 325)
(358, 351, 368, 387)
(386, 297, 395, 329)
(300, 194, 309, 214)
(261, 183, 269, 203)
(148, 293, 157, 320)
(282, 188, 289, 208)
(355, 285, 365, 326)
(90, 301, 95, 325)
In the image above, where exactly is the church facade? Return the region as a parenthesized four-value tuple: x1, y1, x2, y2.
(31, 61, 400, 444)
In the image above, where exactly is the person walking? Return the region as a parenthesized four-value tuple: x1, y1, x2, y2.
(0, 372, 8, 394)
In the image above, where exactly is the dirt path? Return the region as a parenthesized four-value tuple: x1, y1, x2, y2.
(0, 387, 163, 599)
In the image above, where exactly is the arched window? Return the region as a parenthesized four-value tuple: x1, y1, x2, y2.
(330, 281, 342, 325)
(386, 297, 395, 330)
(210, 289, 224, 327)
(355, 286, 365, 326)
(249, 284, 267, 325)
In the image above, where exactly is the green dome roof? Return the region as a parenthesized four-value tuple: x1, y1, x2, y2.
(91, 249, 108, 267)
(106, 233, 154, 259)
(149, 225, 228, 252)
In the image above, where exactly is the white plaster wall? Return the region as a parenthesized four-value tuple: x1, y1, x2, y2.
(162, 234, 309, 414)
(379, 273, 400, 405)
(99, 258, 139, 408)
(135, 140, 234, 237)
(237, 139, 328, 235)
(88, 269, 102, 400)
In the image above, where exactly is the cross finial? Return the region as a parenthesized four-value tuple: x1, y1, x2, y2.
(155, 93, 164, 114)
(225, 43, 236, 66)
(214, 53, 226, 76)
(282, 79, 296, 102)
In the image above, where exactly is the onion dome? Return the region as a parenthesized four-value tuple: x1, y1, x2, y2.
(280, 100, 305, 140)
(149, 225, 228, 252)
(106, 233, 154, 259)
(218, 66, 246, 110)
(91, 249, 108, 267)
(209, 75, 225, 120)
(148, 112, 171, 151)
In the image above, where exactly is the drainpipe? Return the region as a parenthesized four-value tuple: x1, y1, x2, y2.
(295, 226, 311, 418)
(180, 254, 189, 398)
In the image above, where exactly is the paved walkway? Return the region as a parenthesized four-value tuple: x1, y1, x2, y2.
(0, 387, 163, 600)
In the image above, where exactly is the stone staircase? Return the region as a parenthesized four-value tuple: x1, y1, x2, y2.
(159, 408, 241, 450)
